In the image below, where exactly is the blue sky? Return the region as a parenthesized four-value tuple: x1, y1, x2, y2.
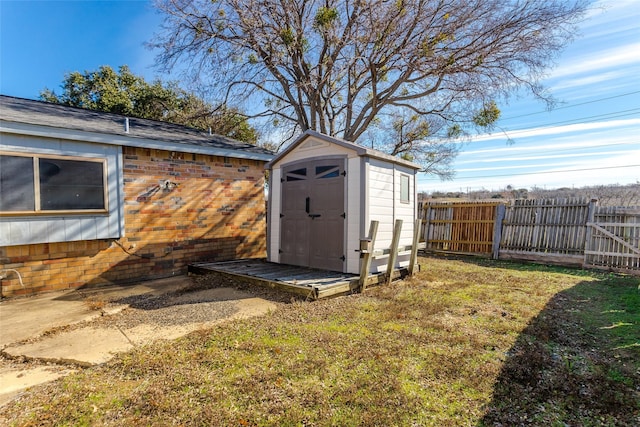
(1, 0, 639, 193)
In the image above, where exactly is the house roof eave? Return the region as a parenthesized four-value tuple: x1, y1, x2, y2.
(0, 120, 275, 162)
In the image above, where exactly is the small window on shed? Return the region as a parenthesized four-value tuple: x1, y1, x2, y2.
(285, 167, 307, 181)
(315, 165, 340, 178)
(400, 174, 410, 204)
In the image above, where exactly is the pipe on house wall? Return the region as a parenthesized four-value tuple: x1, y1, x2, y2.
(0, 269, 25, 298)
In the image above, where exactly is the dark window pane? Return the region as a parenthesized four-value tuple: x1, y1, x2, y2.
(39, 158, 105, 210)
(286, 167, 307, 181)
(0, 155, 35, 211)
(316, 165, 336, 174)
(316, 165, 340, 178)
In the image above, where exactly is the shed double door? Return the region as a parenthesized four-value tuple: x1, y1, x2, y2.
(280, 159, 345, 272)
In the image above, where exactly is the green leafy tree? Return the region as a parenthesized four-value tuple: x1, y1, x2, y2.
(152, 0, 589, 177)
(40, 65, 258, 143)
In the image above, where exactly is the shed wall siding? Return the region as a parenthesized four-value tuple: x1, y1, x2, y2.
(367, 159, 416, 273)
(0, 146, 267, 297)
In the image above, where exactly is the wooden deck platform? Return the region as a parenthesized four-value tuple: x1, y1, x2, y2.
(188, 259, 409, 300)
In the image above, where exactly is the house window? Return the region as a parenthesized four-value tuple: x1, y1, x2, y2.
(400, 174, 410, 203)
(0, 152, 107, 214)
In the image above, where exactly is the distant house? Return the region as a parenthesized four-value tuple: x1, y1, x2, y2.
(0, 95, 273, 297)
(265, 130, 420, 275)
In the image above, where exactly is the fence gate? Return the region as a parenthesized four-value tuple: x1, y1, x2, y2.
(423, 202, 499, 256)
(584, 206, 640, 274)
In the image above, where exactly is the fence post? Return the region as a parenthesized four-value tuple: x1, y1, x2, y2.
(359, 220, 379, 292)
(583, 198, 598, 268)
(423, 205, 432, 246)
(409, 218, 422, 275)
(386, 219, 403, 285)
(492, 203, 506, 259)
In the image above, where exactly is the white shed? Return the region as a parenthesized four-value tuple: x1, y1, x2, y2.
(266, 130, 420, 275)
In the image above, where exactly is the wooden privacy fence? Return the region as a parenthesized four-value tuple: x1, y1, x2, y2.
(499, 198, 591, 266)
(423, 198, 640, 275)
(422, 202, 500, 256)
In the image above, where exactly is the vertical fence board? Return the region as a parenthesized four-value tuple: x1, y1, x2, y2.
(423, 198, 640, 274)
(585, 206, 640, 273)
(422, 201, 498, 255)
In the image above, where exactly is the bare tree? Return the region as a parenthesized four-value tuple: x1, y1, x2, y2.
(152, 0, 589, 176)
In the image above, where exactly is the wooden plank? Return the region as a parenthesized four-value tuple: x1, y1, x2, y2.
(584, 250, 640, 258)
(193, 268, 318, 298)
(315, 281, 358, 299)
(583, 199, 598, 268)
(254, 267, 313, 279)
(409, 218, 421, 275)
(492, 203, 506, 259)
(386, 219, 403, 285)
(277, 271, 344, 282)
(499, 250, 584, 266)
(360, 220, 379, 292)
(588, 222, 640, 227)
(427, 219, 495, 224)
(587, 223, 640, 255)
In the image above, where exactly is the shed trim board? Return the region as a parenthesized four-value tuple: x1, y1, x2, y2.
(266, 130, 419, 275)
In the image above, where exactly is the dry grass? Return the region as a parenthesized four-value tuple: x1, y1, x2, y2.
(3, 256, 639, 426)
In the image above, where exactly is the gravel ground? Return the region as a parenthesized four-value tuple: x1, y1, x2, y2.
(1, 273, 297, 408)
(7, 273, 296, 345)
(1, 272, 296, 357)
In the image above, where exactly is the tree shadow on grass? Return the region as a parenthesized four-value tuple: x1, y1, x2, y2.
(478, 271, 640, 426)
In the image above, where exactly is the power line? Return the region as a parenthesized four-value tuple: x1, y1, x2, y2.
(484, 108, 640, 139)
(499, 90, 640, 121)
(422, 164, 640, 180)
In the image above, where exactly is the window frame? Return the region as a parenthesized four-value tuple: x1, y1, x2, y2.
(400, 174, 410, 204)
(0, 151, 109, 216)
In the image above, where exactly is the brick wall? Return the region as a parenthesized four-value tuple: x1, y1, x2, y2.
(0, 147, 267, 297)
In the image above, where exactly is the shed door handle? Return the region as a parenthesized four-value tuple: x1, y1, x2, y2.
(309, 214, 321, 219)
(305, 197, 310, 214)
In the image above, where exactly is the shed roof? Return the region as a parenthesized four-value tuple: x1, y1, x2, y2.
(0, 95, 274, 162)
(265, 130, 421, 170)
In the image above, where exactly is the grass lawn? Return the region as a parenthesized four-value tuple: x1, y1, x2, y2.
(3, 256, 639, 426)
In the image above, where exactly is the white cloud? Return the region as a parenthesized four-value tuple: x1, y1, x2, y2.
(456, 149, 633, 166)
(550, 42, 640, 79)
(550, 70, 631, 91)
(469, 118, 640, 144)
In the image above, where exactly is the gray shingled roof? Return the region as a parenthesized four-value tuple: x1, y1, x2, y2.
(0, 95, 274, 161)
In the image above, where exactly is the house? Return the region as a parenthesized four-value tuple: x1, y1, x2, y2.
(265, 130, 420, 275)
(0, 95, 273, 298)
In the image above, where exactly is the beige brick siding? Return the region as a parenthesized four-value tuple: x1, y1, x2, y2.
(0, 147, 267, 297)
